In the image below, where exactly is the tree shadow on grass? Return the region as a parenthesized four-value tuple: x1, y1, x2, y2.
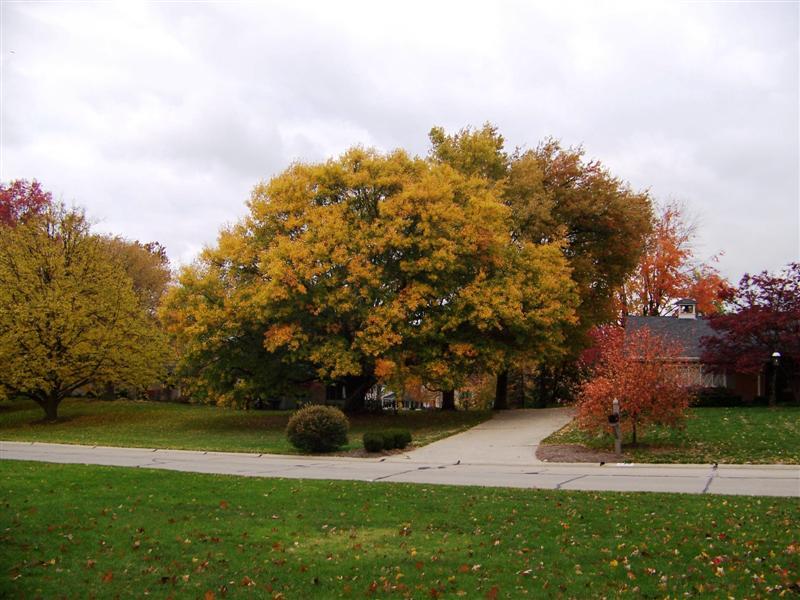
(0, 401, 38, 414)
(177, 413, 291, 433)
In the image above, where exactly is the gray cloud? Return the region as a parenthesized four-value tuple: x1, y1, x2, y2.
(2, 0, 797, 279)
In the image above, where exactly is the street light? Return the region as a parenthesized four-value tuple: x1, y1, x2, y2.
(770, 352, 781, 407)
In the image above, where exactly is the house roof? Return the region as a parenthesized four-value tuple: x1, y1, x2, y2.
(625, 315, 714, 359)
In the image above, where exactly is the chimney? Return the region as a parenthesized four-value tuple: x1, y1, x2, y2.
(676, 298, 697, 319)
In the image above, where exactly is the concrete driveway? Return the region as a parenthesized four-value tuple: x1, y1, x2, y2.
(400, 407, 573, 465)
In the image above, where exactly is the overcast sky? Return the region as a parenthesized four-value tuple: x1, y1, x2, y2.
(2, 1, 798, 281)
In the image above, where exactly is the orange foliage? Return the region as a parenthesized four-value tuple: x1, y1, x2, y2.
(619, 202, 731, 317)
(577, 326, 691, 443)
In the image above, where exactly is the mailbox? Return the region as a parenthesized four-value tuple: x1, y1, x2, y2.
(608, 413, 619, 424)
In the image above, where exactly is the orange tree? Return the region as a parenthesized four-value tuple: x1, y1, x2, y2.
(618, 201, 730, 318)
(576, 326, 691, 445)
(163, 147, 578, 411)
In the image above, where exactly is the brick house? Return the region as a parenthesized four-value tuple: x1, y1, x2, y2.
(625, 299, 761, 400)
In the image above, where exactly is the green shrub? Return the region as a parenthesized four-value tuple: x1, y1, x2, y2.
(691, 387, 743, 407)
(382, 429, 412, 450)
(362, 432, 384, 453)
(391, 429, 412, 449)
(381, 429, 398, 450)
(398, 429, 412, 448)
(286, 405, 349, 452)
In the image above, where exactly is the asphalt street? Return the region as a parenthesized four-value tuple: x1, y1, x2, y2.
(2, 440, 798, 497)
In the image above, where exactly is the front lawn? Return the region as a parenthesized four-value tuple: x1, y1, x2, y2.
(0, 399, 489, 455)
(1, 461, 798, 598)
(542, 407, 800, 464)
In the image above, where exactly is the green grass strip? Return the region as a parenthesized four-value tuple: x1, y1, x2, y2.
(0, 399, 489, 455)
(2, 461, 798, 598)
(543, 407, 800, 464)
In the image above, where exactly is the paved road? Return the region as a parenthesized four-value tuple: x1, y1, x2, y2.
(2, 441, 798, 497)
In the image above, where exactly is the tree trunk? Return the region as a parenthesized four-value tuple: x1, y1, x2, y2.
(102, 382, 115, 401)
(631, 416, 638, 446)
(533, 366, 548, 408)
(790, 373, 800, 405)
(494, 370, 508, 410)
(36, 394, 62, 422)
(342, 375, 376, 413)
(441, 389, 456, 411)
(508, 369, 525, 408)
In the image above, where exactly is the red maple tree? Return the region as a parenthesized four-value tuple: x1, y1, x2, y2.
(701, 263, 800, 403)
(577, 325, 691, 445)
(0, 179, 52, 225)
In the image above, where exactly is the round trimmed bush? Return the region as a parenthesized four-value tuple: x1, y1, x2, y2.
(383, 429, 411, 449)
(362, 432, 384, 453)
(380, 430, 397, 450)
(394, 429, 412, 449)
(286, 404, 349, 452)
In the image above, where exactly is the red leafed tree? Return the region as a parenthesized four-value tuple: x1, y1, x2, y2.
(577, 325, 691, 445)
(0, 179, 52, 225)
(618, 202, 730, 318)
(701, 263, 800, 403)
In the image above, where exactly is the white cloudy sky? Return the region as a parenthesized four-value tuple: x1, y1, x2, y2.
(2, 1, 798, 281)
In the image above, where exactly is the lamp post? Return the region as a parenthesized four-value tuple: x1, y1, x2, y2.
(609, 399, 621, 456)
(770, 351, 781, 407)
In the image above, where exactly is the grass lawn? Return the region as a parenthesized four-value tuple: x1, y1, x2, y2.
(0, 399, 490, 455)
(2, 461, 798, 598)
(543, 407, 800, 464)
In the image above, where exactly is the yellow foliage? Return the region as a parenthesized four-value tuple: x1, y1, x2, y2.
(165, 142, 580, 406)
(0, 205, 169, 418)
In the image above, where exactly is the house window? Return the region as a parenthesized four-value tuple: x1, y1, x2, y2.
(701, 369, 727, 388)
(676, 363, 703, 386)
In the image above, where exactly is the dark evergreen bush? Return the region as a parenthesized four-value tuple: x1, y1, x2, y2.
(362, 432, 384, 452)
(382, 429, 412, 449)
(691, 387, 743, 407)
(393, 429, 412, 449)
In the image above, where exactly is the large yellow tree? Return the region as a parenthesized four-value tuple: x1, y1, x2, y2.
(429, 126, 653, 407)
(164, 147, 578, 410)
(0, 204, 169, 420)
